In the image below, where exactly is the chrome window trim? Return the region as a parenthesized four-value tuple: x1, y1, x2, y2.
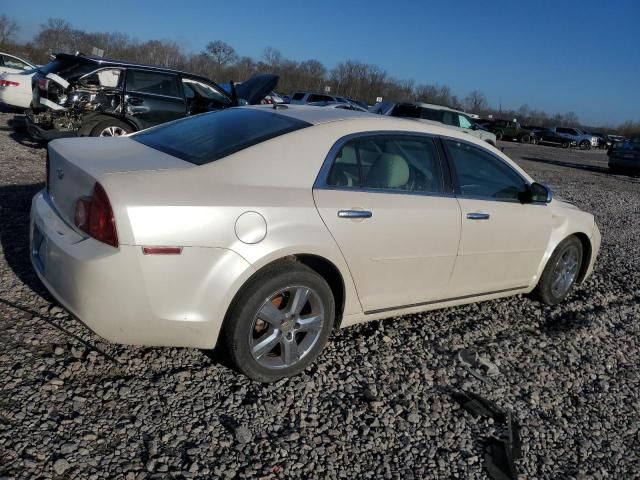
(313, 130, 452, 199)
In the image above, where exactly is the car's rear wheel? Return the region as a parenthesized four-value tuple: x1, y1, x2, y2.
(91, 119, 134, 137)
(562, 141, 570, 148)
(222, 260, 335, 382)
(495, 131, 503, 141)
(520, 134, 531, 144)
(579, 140, 591, 150)
(533, 236, 583, 305)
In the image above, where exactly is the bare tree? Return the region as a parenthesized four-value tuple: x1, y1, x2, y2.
(204, 40, 238, 71)
(464, 90, 488, 113)
(261, 47, 283, 70)
(0, 15, 19, 46)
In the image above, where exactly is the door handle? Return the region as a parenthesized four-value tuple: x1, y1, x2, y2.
(466, 212, 490, 220)
(127, 96, 143, 105)
(338, 210, 372, 219)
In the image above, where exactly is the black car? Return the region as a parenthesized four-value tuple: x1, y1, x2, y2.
(608, 138, 640, 174)
(26, 53, 278, 140)
(534, 129, 576, 148)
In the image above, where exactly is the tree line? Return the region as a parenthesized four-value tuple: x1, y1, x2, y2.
(0, 15, 637, 136)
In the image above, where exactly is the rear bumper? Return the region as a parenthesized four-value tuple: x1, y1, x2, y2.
(30, 190, 255, 348)
(25, 111, 77, 141)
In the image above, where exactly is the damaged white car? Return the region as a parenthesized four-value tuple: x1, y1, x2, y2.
(26, 53, 278, 140)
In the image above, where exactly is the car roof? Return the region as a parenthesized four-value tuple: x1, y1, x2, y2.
(248, 105, 481, 138)
(53, 53, 216, 85)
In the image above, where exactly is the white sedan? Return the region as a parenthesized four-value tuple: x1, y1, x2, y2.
(30, 106, 601, 381)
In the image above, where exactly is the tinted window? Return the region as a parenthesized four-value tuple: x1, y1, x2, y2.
(444, 139, 526, 200)
(327, 136, 444, 193)
(441, 111, 456, 126)
(308, 94, 332, 102)
(390, 104, 441, 121)
(292, 92, 305, 100)
(126, 69, 180, 97)
(133, 108, 311, 165)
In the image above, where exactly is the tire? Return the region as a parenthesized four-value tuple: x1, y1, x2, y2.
(533, 236, 583, 306)
(520, 134, 531, 144)
(495, 131, 503, 141)
(90, 119, 134, 137)
(562, 142, 570, 149)
(579, 140, 591, 150)
(222, 260, 335, 382)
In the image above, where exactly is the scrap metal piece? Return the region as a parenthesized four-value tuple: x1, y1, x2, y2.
(452, 390, 521, 480)
(46, 72, 70, 89)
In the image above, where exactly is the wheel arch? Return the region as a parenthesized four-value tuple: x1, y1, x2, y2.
(218, 253, 349, 350)
(573, 232, 593, 284)
(78, 114, 138, 137)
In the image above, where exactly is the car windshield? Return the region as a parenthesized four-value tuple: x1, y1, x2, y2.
(132, 108, 311, 165)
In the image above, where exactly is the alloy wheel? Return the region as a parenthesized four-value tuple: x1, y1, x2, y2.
(550, 245, 580, 297)
(99, 126, 128, 137)
(249, 285, 325, 369)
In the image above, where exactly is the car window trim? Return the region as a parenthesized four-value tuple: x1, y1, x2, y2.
(313, 130, 455, 198)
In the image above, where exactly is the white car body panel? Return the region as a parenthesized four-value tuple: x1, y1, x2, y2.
(0, 70, 36, 109)
(30, 106, 600, 349)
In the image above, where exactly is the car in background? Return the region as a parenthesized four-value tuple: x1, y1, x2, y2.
(0, 51, 36, 74)
(308, 100, 368, 112)
(549, 127, 597, 150)
(261, 92, 285, 105)
(590, 133, 613, 150)
(388, 102, 497, 146)
(534, 129, 576, 148)
(0, 68, 37, 109)
(30, 105, 600, 382)
(26, 53, 278, 140)
(290, 91, 349, 105)
(608, 134, 626, 144)
(608, 138, 640, 174)
(485, 119, 534, 144)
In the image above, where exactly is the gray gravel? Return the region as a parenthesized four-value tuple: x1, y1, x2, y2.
(1, 110, 639, 479)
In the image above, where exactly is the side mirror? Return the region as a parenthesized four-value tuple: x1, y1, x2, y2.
(526, 182, 553, 203)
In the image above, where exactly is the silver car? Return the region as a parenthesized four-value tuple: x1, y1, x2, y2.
(388, 102, 497, 146)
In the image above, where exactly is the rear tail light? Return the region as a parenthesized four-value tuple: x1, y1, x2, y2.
(0, 80, 19, 87)
(74, 183, 118, 247)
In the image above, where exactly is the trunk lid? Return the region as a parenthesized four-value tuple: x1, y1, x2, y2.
(47, 137, 191, 226)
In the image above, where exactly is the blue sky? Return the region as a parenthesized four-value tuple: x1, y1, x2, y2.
(4, 0, 639, 126)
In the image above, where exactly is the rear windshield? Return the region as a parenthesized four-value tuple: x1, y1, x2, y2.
(132, 108, 311, 165)
(612, 139, 640, 152)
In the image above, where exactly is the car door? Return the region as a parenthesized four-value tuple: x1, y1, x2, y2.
(313, 134, 462, 313)
(442, 138, 552, 296)
(124, 69, 186, 129)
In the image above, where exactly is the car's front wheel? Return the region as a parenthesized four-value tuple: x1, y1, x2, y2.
(223, 260, 335, 382)
(495, 131, 503, 141)
(533, 236, 583, 305)
(91, 119, 134, 137)
(520, 134, 531, 144)
(579, 140, 591, 150)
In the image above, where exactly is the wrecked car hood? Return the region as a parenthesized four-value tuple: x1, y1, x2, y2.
(235, 74, 279, 105)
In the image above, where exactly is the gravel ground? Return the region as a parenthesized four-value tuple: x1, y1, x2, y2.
(0, 110, 639, 479)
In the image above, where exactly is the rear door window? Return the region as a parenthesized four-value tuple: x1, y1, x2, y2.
(292, 92, 305, 100)
(327, 135, 444, 193)
(132, 108, 311, 165)
(126, 69, 181, 98)
(80, 69, 123, 88)
(308, 94, 333, 102)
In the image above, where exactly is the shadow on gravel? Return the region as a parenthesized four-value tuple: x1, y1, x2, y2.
(6, 116, 46, 150)
(0, 182, 49, 297)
